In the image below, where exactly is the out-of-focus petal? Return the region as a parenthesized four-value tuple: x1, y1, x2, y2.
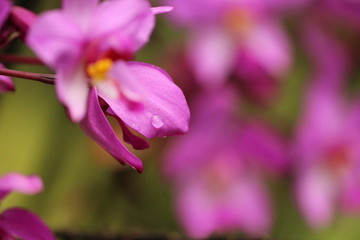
(0, 208, 55, 240)
(26, 10, 83, 69)
(63, 0, 98, 31)
(238, 122, 287, 174)
(241, 20, 291, 78)
(102, 62, 190, 139)
(230, 178, 271, 236)
(90, 0, 154, 51)
(296, 168, 336, 228)
(302, 22, 349, 90)
(0, 0, 10, 28)
(57, 66, 89, 122)
(80, 88, 143, 172)
(188, 29, 235, 88)
(0, 65, 14, 92)
(10, 7, 37, 40)
(0, 173, 43, 200)
(151, 6, 173, 15)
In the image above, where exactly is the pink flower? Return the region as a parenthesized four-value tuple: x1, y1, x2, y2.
(293, 25, 359, 228)
(27, 0, 187, 122)
(0, 173, 55, 240)
(27, 0, 190, 171)
(0, 0, 36, 47)
(165, 0, 291, 101)
(163, 89, 286, 238)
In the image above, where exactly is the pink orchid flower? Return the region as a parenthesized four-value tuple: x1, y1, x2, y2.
(293, 25, 360, 228)
(165, 0, 291, 101)
(27, 0, 190, 171)
(0, 173, 55, 240)
(164, 89, 287, 238)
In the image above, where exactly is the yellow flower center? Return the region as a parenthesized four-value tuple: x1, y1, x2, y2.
(86, 58, 113, 83)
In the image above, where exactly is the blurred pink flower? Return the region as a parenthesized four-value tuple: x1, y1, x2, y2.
(27, 0, 190, 171)
(165, 0, 292, 101)
(0, 64, 14, 93)
(293, 26, 359, 228)
(0, 0, 10, 28)
(0, 173, 55, 240)
(164, 89, 287, 238)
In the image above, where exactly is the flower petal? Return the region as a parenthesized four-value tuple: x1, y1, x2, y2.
(241, 20, 291, 78)
(56, 66, 89, 122)
(151, 6, 173, 15)
(0, 173, 43, 201)
(0, 65, 14, 92)
(90, 0, 154, 52)
(101, 62, 190, 139)
(80, 88, 143, 172)
(26, 10, 83, 69)
(0, 208, 55, 240)
(0, 0, 10, 28)
(63, 0, 98, 31)
(296, 168, 336, 228)
(188, 29, 235, 88)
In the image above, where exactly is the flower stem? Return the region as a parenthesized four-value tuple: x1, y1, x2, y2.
(0, 53, 44, 65)
(0, 67, 55, 85)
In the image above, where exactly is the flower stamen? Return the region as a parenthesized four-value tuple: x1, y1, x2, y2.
(86, 58, 113, 83)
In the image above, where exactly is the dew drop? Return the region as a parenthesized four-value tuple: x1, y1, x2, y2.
(151, 115, 164, 129)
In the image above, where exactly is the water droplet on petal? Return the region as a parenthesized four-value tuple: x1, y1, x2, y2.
(151, 115, 164, 129)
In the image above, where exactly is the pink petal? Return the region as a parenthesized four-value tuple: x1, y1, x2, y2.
(151, 6, 173, 15)
(101, 62, 190, 139)
(0, 65, 14, 92)
(26, 10, 83, 69)
(56, 66, 89, 122)
(0, 0, 10, 28)
(63, 0, 98, 31)
(0, 173, 43, 200)
(80, 88, 143, 172)
(0, 208, 55, 240)
(241, 20, 291, 78)
(228, 178, 271, 236)
(188, 29, 235, 88)
(238, 122, 287, 175)
(90, 0, 154, 52)
(296, 168, 336, 228)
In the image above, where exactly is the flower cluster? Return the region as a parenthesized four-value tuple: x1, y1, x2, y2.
(159, 0, 360, 238)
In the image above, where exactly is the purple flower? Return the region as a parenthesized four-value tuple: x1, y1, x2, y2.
(0, 173, 55, 240)
(293, 26, 359, 228)
(27, 0, 190, 171)
(165, 0, 291, 101)
(163, 89, 286, 238)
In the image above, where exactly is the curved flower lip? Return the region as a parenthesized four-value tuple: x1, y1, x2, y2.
(0, 207, 55, 240)
(80, 88, 144, 172)
(0, 173, 43, 201)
